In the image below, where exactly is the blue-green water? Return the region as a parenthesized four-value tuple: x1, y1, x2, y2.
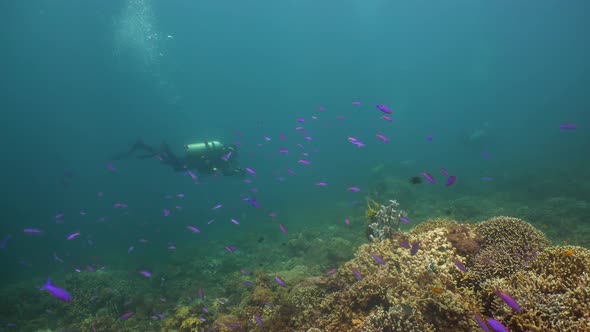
(1, 1, 589, 330)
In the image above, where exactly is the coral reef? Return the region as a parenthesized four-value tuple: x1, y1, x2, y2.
(162, 202, 590, 332)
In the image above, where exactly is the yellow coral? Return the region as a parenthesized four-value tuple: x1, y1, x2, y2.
(365, 199, 380, 224)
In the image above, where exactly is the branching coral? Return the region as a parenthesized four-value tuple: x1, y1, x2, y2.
(366, 199, 407, 242)
(467, 216, 551, 284)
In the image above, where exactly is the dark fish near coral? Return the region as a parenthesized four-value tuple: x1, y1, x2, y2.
(410, 241, 420, 256)
(409, 176, 422, 184)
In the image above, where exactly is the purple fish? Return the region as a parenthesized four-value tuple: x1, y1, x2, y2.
(119, 312, 134, 320)
(225, 245, 237, 252)
(399, 241, 411, 249)
(486, 319, 509, 332)
(244, 281, 254, 287)
(446, 176, 457, 187)
(474, 313, 490, 332)
(351, 267, 363, 280)
(279, 224, 288, 235)
(245, 167, 257, 176)
(347, 186, 361, 192)
(187, 170, 198, 183)
(1, 234, 12, 249)
(381, 115, 392, 122)
(410, 241, 420, 256)
(421, 172, 436, 184)
(23, 228, 42, 234)
(376, 133, 390, 143)
(352, 101, 361, 106)
(40, 278, 72, 302)
(230, 218, 240, 225)
(186, 226, 201, 233)
(298, 159, 311, 165)
(376, 104, 392, 114)
(496, 289, 521, 312)
(212, 203, 223, 210)
(274, 275, 286, 287)
(441, 168, 449, 176)
(138, 270, 151, 278)
(105, 162, 116, 172)
(254, 315, 263, 327)
(454, 259, 467, 272)
(55, 213, 64, 219)
(371, 254, 386, 265)
(198, 288, 204, 300)
(127, 246, 134, 254)
(399, 216, 410, 224)
(559, 123, 577, 130)
(162, 209, 170, 217)
(315, 182, 328, 187)
(244, 197, 261, 208)
(66, 232, 80, 240)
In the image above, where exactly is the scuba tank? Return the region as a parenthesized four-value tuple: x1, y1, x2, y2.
(184, 140, 223, 157)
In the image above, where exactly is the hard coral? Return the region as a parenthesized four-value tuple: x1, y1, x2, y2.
(468, 217, 550, 283)
(479, 246, 590, 331)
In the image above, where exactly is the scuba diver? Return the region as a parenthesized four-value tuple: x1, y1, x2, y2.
(114, 139, 245, 176)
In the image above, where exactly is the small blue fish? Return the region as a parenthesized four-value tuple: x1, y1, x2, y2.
(40, 278, 72, 302)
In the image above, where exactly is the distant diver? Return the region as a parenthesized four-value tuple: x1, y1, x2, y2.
(114, 139, 245, 176)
